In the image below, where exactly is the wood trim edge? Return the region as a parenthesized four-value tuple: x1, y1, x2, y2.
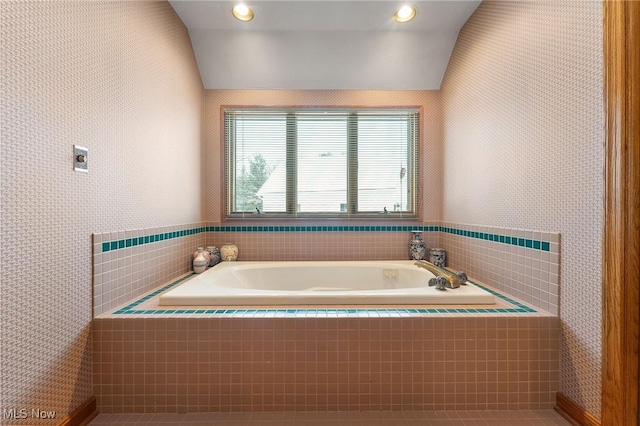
(56, 396, 97, 426)
(555, 392, 601, 426)
(602, 0, 640, 425)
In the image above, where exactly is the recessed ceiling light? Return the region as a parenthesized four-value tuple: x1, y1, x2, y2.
(394, 5, 416, 23)
(232, 4, 254, 22)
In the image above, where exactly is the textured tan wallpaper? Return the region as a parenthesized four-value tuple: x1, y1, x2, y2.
(202, 90, 442, 223)
(1, 0, 604, 421)
(441, 1, 603, 417)
(0, 1, 202, 423)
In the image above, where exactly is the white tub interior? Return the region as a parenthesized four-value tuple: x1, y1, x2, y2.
(159, 260, 496, 306)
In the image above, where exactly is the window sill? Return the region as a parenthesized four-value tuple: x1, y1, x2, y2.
(221, 216, 425, 227)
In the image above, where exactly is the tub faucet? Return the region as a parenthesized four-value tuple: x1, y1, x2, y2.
(414, 260, 468, 289)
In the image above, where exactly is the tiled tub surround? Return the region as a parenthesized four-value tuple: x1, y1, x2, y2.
(93, 223, 559, 413)
(438, 224, 560, 315)
(93, 223, 558, 315)
(93, 223, 206, 317)
(93, 313, 559, 413)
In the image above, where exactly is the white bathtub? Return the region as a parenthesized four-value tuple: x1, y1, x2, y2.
(159, 260, 495, 306)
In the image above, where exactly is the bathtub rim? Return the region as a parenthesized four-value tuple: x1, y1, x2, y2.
(96, 265, 550, 319)
(158, 260, 496, 306)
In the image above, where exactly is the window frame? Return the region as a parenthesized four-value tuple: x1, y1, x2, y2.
(222, 106, 422, 221)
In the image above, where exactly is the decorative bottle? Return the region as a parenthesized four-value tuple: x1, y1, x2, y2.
(409, 230, 426, 260)
(192, 248, 209, 273)
(206, 246, 221, 266)
(430, 248, 447, 267)
(220, 243, 238, 261)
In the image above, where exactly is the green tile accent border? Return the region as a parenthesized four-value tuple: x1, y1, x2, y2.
(440, 227, 551, 252)
(111, 273, 537, 317)
(98, 225, 551, 253)
(101, 227, 206, 253)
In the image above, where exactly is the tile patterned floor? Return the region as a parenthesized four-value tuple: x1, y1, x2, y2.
(90, 410, 571, 425)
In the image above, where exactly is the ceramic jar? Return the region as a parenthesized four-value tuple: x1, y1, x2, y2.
(206, 246, 221, 266)
(192, 248, 209, 273)
(430, 248, 446, 267)
(409, 230, 426, 260)
(220, 243, 238, 261)
(192, 247, 210, 266)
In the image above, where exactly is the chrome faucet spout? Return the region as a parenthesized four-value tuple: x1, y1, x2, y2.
(414, 260, 468, 289)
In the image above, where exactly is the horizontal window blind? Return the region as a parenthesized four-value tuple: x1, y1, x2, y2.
(224, 108, 419, 218)
(224, 111, 287, 214)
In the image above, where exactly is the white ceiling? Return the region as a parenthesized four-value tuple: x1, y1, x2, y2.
(169, 1, 481, 90)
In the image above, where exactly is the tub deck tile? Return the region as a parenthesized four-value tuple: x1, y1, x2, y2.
(97, 272, 553, 319)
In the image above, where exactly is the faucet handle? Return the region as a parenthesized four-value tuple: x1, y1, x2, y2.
(429, 276, 448, 291)
(455, 271, 468, 285)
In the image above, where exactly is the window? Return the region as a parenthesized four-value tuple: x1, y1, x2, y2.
(223, 108, 419, 218)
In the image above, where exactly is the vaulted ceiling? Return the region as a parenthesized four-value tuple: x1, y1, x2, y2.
(169, 1, 481, 90)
